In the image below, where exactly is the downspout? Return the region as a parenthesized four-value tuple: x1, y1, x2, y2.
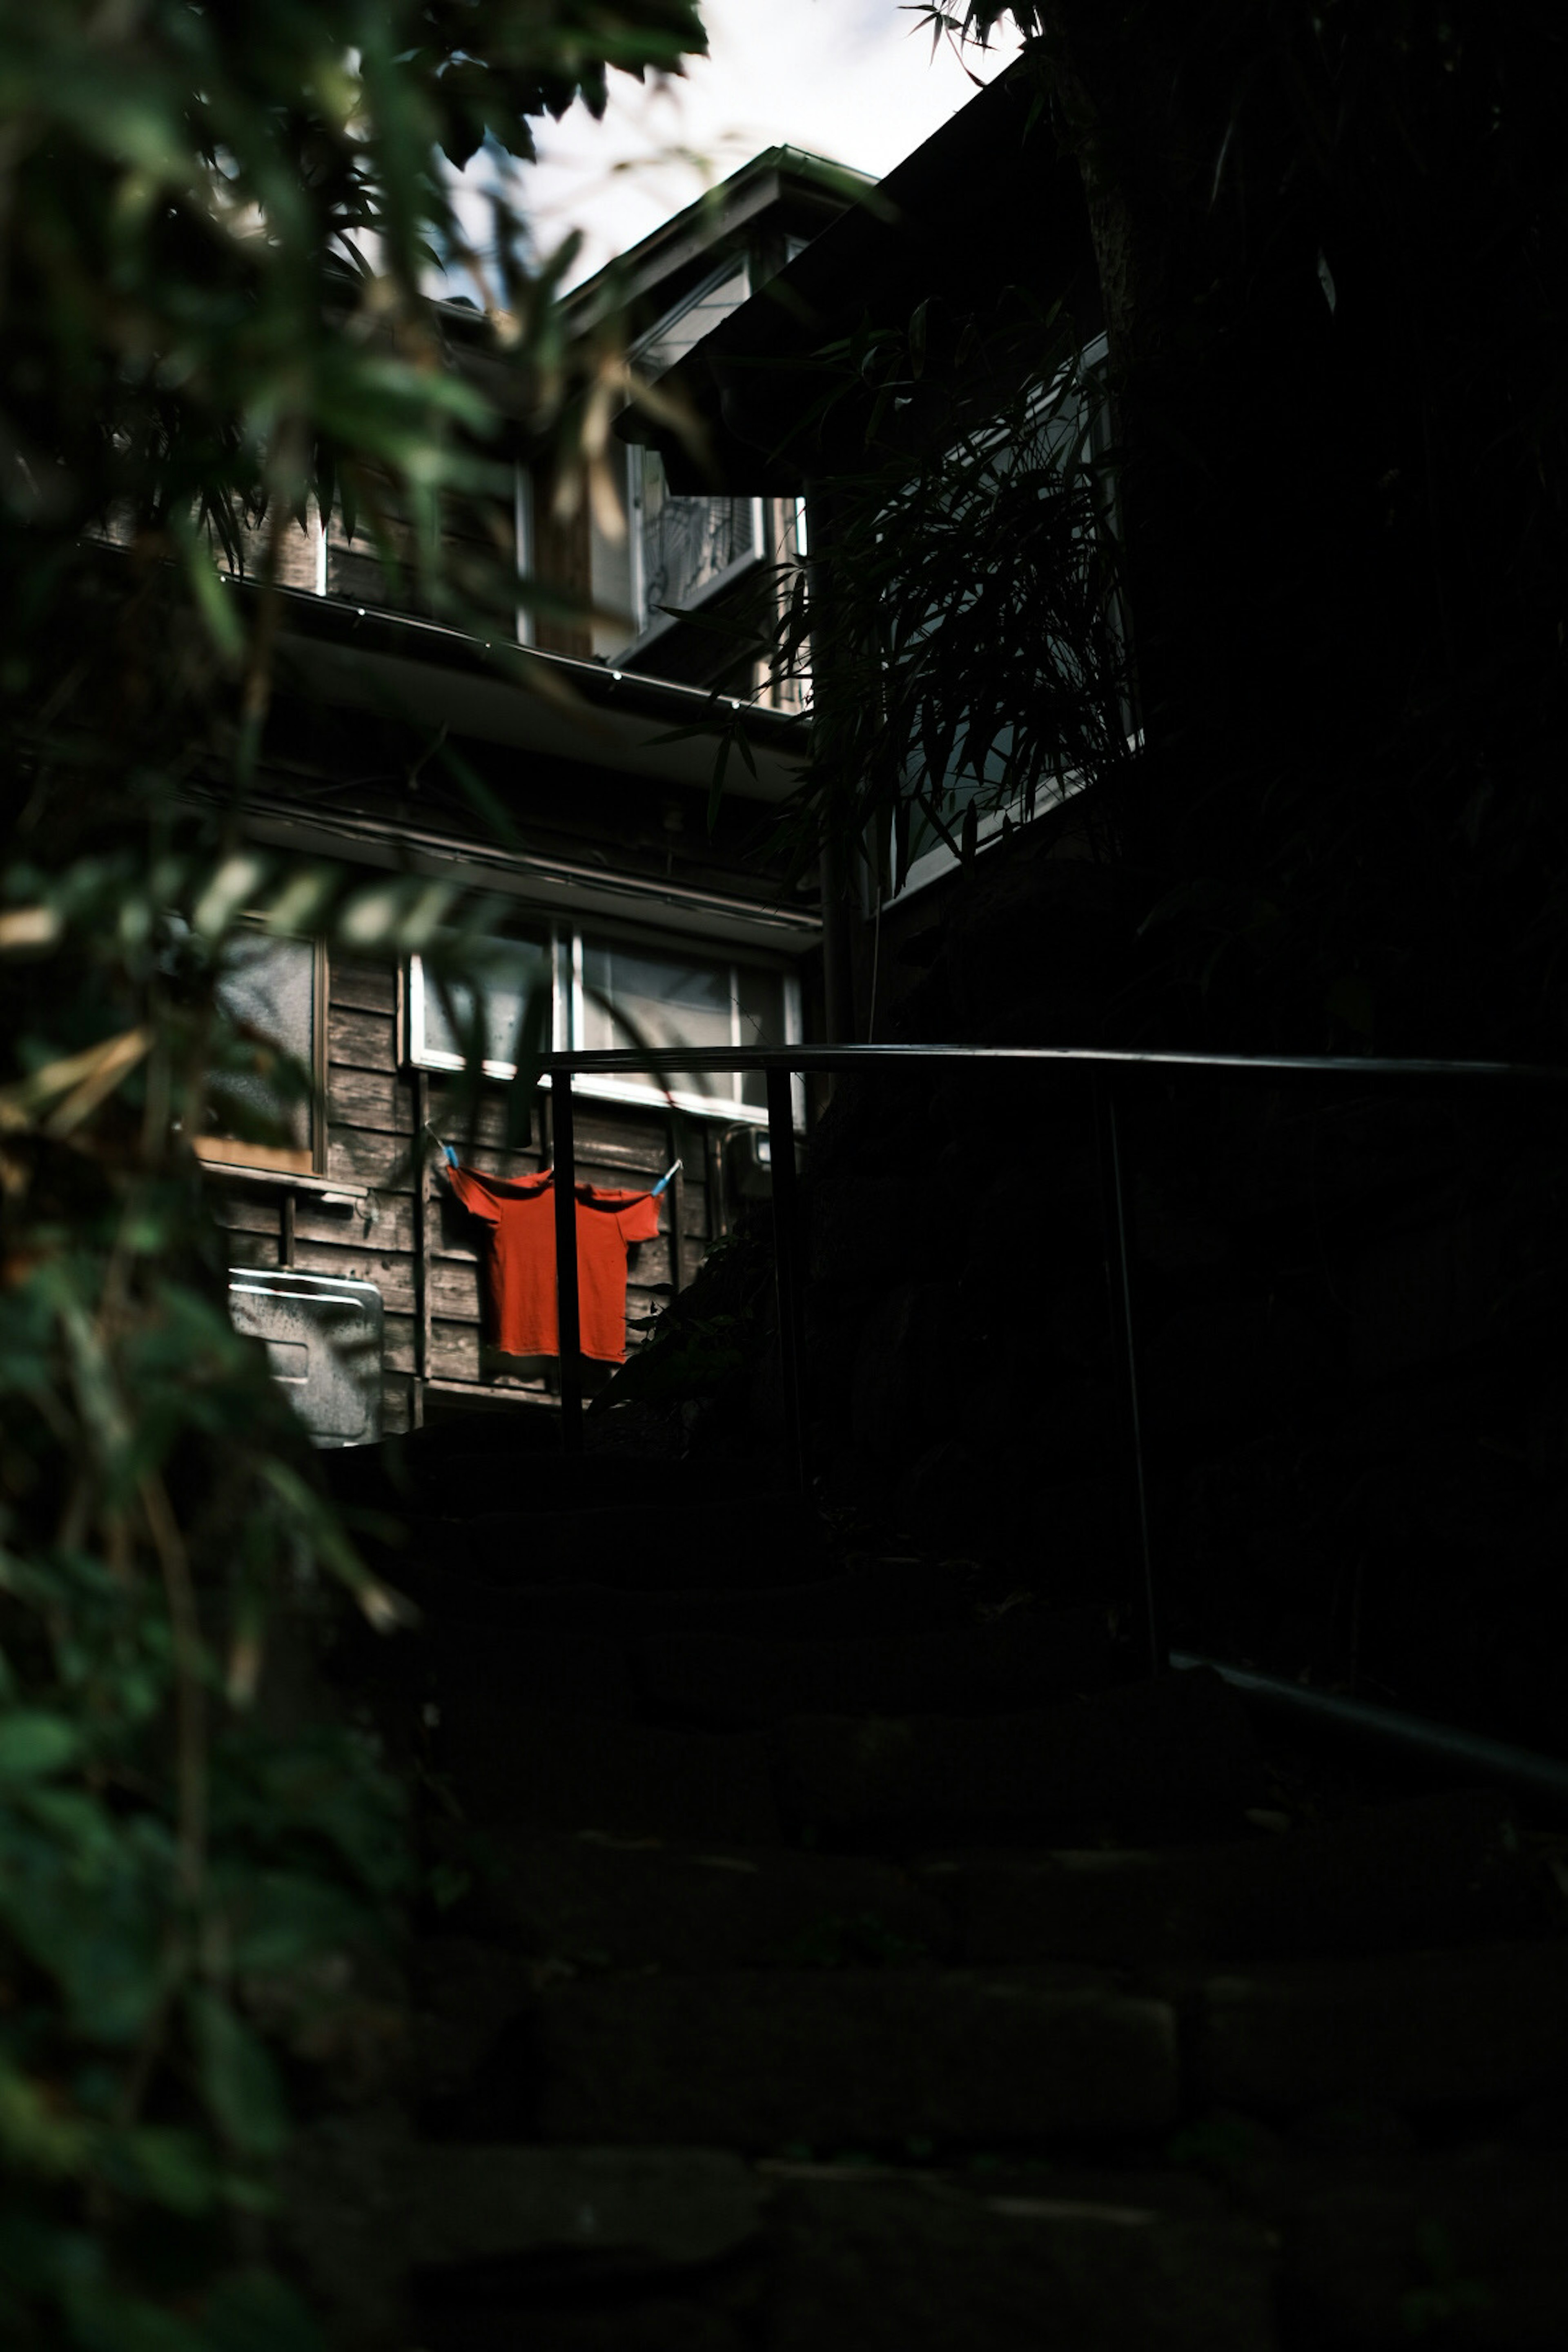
(803, 479, 859, 1048)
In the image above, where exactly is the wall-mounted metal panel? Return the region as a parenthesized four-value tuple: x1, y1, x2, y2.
(228, 1268, 384, 1448)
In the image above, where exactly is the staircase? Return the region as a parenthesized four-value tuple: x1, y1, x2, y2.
(299, 1412, 1568, 2351)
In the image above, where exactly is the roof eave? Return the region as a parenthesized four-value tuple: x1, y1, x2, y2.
(616, 54, 1098, 496)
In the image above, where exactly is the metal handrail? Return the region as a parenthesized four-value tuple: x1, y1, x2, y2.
(1169, 1653, 1568, 1811)
(532, 1038, 1568, 1808)
(535, 1043, 1567, 1080)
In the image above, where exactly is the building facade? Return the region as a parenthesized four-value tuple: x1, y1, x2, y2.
(186, 154, 863, 1437)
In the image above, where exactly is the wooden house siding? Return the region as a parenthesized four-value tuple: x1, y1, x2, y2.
(211, 950, 717, 1437)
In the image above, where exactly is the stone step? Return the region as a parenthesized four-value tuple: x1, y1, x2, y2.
(435, 1667, 1257, 1850)
(419, 1798, 1555, 2009)
(454, 1499, 823, 1589)
(359, 1622, 642, 1717)
(754, 2168, 1276, 2352)
(370, 1501, 819, 1595)
(323, 1412, 563, 1513)
(521, 1967, 1180, 2150)
(1271, 2142, 1568, 2351)
(922, 1790, 1561, 1965)
(415, 2301, 740, 2350)
(284, 2111, 762, 2349)
(341, 1430, 785, 1505)
(329, 1430, 782, 1520)
(289, 2114, 1283, 2352)
(371, 1605, 1119, 1727)
(438, 1450, 786, 1523)
(635, 1607, 1120, 1730)
(456, 1932, 1568, 2147)
(363, 1555, 974, 1642)
(289, 2117, 1568, 2352)
(414, 2172, 1279, 2352)
(422, 1829, 955, 1978)
(768, 1666, 1262, 1848)
(437, 1706, 782, 1843)
(1175, 1936, 1568, 2117)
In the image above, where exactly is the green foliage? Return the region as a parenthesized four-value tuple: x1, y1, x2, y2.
(0, 0, 708, 2341)
(1399, 2217, 1494, 2338)
(597, 1221, 773, 1410)
(760, 290, 1130, 897)
(602, 1304, 750, 1403)
(779, 1910, 932, 1968)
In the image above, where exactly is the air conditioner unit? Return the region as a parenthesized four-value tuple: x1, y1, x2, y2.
(724, 1126, 802, 1202)
(228, 1268, 385, 1448)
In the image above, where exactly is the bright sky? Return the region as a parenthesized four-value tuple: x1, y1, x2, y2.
(449, 1, 1023, 292)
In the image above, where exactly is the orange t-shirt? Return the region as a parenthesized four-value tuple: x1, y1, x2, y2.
(444, 1165, 659, 1363)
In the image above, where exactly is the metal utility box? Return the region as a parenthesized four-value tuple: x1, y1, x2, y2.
(724, 1125, 804, 1203)
(228, 1268, 385, 1448)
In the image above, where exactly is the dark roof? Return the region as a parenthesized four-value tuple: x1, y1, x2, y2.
(416, 149, 872, 437)
(562, 145, 875, 334)
(240, 573, 807, 804)
(617, 57, 1098, 494)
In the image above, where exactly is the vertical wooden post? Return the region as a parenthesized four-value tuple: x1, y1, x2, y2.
(552, 1074, 584, 1454)
(766, 1065, 807, 1495)
(413, 1070, 432, 1428)
(666, 1112, 686, 1301)
(705, 1127, 727, 1241)
(1093, 1065, 1163, 1675)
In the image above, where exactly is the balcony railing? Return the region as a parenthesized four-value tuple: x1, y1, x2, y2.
(530, 1040, 1568, 1812)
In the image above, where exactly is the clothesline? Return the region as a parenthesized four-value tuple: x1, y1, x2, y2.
(437, 1154, 662, 1364)
(423, 1122, 680, 1196)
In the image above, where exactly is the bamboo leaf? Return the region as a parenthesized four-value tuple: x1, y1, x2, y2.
(186, 1990, 290, 2160)
(0, 1713, 82, 1782)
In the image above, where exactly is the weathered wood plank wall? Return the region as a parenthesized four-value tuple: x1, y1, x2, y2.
(212, 951, 715, 1434)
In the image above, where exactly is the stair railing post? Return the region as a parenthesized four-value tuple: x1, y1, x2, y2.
(1092, 1062, 1163, 1674)
(552, 1070, 584, 1454)
(766, 1062, 808, 1495)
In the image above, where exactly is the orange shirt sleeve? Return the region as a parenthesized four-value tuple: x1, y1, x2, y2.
(612, 1190, 660, 1245)
(443, 1163, 502, 1227)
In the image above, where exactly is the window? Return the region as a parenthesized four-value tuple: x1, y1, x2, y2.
(408, 919, 800, 1123)
(626, 260, 765, 643)
(413, 927, 553, 1074)
(885, 333, 1119, 906)
(636, 259, 750, 379)
(194, 929, 327, 1175)
(629, 452, 765, 640)
(514, 463, 534, 648)
(580, 937, 734, 1102)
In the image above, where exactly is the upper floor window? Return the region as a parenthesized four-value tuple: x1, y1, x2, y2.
(629, 455, 764, 640)
(408, 918, 801, 1124)
(884, 332, 1120, 906)
(626, 258, 765, 646)
(636, 260, 749, 379)
(194, 928, 327, 1176)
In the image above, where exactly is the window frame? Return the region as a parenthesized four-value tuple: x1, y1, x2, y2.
(406, 915, 804, 1129)
(192, 924, 330, 1178)
(621, 254, 767, 648)
(626, 451, 767, 649)
(881, 332, 1116, 909)
(632, 255, 752, 381)
(513, 461, 534, 648)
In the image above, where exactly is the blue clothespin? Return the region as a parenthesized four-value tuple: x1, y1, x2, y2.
(650, 1157, 682, 1197)
(424, 1121, 459, 1168)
